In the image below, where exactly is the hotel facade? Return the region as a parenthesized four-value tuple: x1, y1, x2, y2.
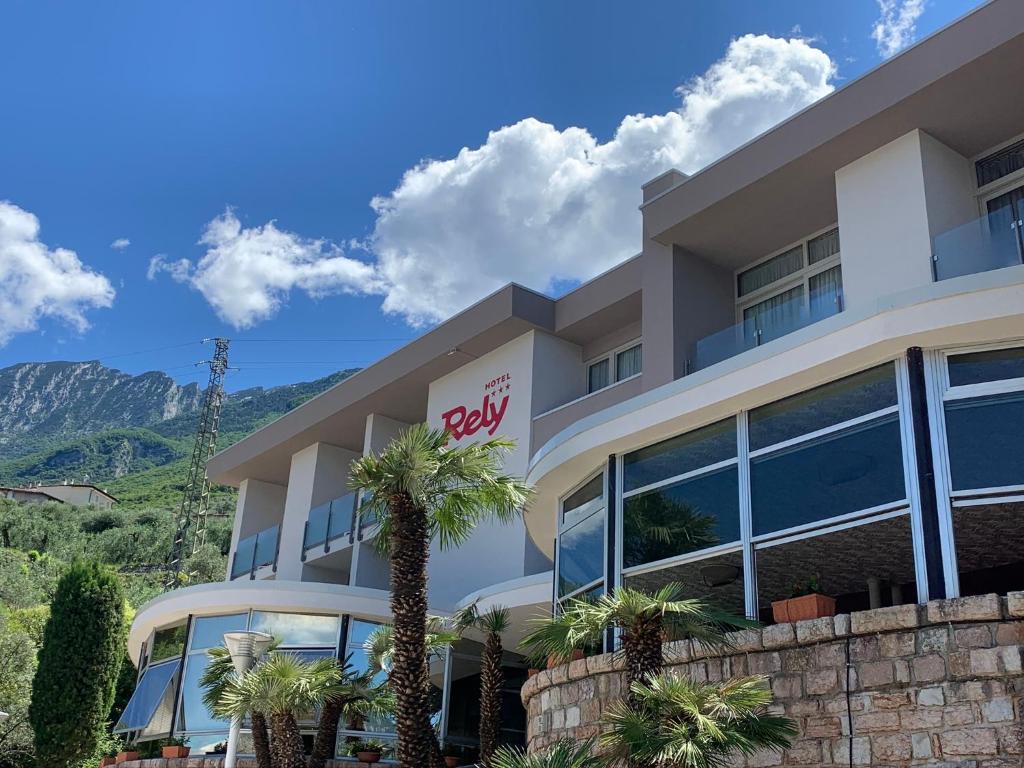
(118, 1, 1024, 760)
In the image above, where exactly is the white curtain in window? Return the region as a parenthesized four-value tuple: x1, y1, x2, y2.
(743, 285, 804, 344)
(738, 246, 803, 297)
(616, 345, 642, 380)
(808, 228, 840, 264)
(809, 266, 844, 320)
(588, 359, 610, 393)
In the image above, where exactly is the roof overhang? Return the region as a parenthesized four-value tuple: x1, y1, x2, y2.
(642, 0, 1024, 269)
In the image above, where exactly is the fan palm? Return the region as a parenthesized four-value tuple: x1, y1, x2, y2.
(490, 739, 602, 768)
(454, 602, 511, 766)
(309, 661, 394, 768)
(600, 674, 796, 768)
(213, 653, 344, 768)
(521, 583, 753, 696)
(348, 424, 531, 768)
(200, 643, 276, 768)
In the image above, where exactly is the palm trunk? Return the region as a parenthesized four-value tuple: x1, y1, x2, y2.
(308, 697, 344, 768)
(251, 711, 273, 768)
(478, 631, 504, 766)
(271, 712, 306, 768)
(622, 613, 664, 699)
(388, 490, 434, 768)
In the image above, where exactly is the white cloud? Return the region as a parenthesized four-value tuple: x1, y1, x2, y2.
(367, 34, 836, 325)
(111, 237, 130, 250)
(153, 35, 837, 329)
(872, 0, 926, 58)
(0, 201, 115, 345)
(163, 209, 380, 329)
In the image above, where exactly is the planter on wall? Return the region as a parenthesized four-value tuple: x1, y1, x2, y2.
(161, 746, 191, 759)
(99, 757, 115, 768)
(115, 752, 139, 764)
(444, 757, 461, 767)
(547, 649, 585, 668)
(356, 751, 381, 764)
(771, 593, 836, 623)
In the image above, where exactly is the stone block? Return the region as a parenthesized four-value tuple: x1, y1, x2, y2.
(585, 652, 613, 675)
(995, 622, 1024, 646)
(918, 625, 951, 653)
(970, 647, 1002, 677)
(1008, 591, 1024, 618)
(550, 663, 569, 684)
(831, 736, 871, 765)
(745, 748, 784, 767)
(944, 703, 976, 726)
(805, 668, 839, 695)
(833, 613, 851, 638)
(999, 644, 1023, 673)
(568, 658, 588, 680)
(872, 733, 912, 762)
(783, 740, 821, 765)
(997, 723, 1024, 755)
(879, 631, 915, 657)
(871, 691, 910, 709)
(795, 616, 835, 644)
(940, 727, 998, 756)
(900, 707, 944, 730)
(803, 716, 843, 738)
(770, 673, 802, 699)
(564, 705, 580, 728)
(948, 649, 972, 678)
(928, 594, 1002, 624)
(813, 641, 846, 669)
(852, 710, 900, 733)
(726, 627, 763, 652)
(850, 635, 879, 662)
(762, 622, 796, 649)
(912, 732, 933, 759)
(748, 651, 782, 675)
(851, 603, 921, 634)
(858, 660, 894, 688)
(912, 652, 947, 683)
(954, 624, 995, 648)
(918, 685, 945, 706)
(982, 696, 1015, 723)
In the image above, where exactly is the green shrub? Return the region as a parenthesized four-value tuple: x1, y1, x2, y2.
(29, 561, 127, 768)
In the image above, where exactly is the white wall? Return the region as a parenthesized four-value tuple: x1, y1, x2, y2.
(531, 331, 584, 416)
(836, 130, 935, 307)
(920, 131, 978, 241)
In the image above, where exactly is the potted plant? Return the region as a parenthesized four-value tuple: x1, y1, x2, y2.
(161, 738, 191, 759)
(443, 745, 463, 767)
(349, 739, 384, 764)
(771, 576, 836, 623)
(546, 648, 585, 669)
(99, 757, 116, 768)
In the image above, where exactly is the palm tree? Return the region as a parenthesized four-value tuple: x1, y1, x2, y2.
(200, 644, 274, 768)
(308, 661, 394, 768)
(601, 674, 796, 767)
(490, 739, 602, 768)
(348, 424, 531, 768)
(455, 603, 511, 766)
(521, 583, 753, 696)
(213, 653, 344, 768)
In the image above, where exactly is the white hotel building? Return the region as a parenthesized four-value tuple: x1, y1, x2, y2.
(118, 1, 1024, 759)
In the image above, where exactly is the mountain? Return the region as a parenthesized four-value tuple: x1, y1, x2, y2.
(0, 361, 357, 507)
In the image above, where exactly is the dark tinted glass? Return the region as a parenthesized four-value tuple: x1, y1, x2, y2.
(557, 510, 604, 597)
(751, 413, 905, 536)
(947, 347, 1024, 387)
(562, 474, 603, 529)
(625, 550, 745, 619)
(623, 465, 739, 569)
(749, 363, 897, 451)
(623, 418, 736, 492)
(178, 654, 228, 732)
(190, 613, 248, 651)
(945, 391, 1024, 491)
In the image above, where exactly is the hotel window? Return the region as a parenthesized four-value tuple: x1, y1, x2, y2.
(114, 623, 187, 740)
(621, 418, 745, 619)
(586, 341, 642, 394)
(936, 344, 1024, 598)
(556, 473, 605, 603)
(736, 227, 843, 346)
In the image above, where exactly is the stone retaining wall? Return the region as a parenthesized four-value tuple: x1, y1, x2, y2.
(120, 759, 388, 768)
(521, 594, 1024, 767)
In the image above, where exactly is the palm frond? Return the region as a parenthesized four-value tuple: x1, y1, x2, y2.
(491, 739, 601, 768)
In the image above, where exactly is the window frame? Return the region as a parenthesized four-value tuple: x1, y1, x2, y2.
(585, 339, 642, 394)
(555, 469, 607, 606)
(973, 129, 1024, 201)
(734, 224, 843, 326)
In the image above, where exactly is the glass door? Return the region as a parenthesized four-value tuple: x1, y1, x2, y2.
(985, 186, 1024, 267)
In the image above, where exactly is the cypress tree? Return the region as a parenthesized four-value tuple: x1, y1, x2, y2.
(30, 561, 127, 767)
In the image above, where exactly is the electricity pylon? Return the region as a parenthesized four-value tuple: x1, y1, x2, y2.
(165, 337, 230, 589)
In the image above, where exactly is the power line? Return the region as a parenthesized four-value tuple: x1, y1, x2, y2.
(232, 337, 411, 343)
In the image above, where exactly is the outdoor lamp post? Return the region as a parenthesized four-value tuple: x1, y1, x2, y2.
(223, 631, 273, 768)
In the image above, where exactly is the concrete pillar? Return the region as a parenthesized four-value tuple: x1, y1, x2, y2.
(225, 478, 286, 580)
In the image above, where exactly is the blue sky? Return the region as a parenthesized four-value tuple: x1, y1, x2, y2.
(0, 0, 980, 391)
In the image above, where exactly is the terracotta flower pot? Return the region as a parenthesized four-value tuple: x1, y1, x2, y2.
(772, 593, 836, 623)
(356, 751, 381, 764)
(444, 757, 461, 767)
(546, 649, 584, 668)
(115, 752, 139, 764)
(99, 757, 116, 768)
(162, 746, 191, 759)
(527, 668, 540, 678)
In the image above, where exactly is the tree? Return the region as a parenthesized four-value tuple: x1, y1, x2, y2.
(490, 739, 601, 768)
(213, 653, 343, 768)
(600, 674, 796, 767)
(521, 583, 752, 697)
(308, 661, 393, 768)
(455, 603, 511, 766)
(200, 645, 273, 768)
(0, 611, 38, 768)
(348, 424, 531, 768)
(29, 561, 127, 768)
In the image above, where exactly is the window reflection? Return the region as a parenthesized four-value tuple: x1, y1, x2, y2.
(944, 391, 1024, 491)
(190, 613, 248, 651)
(947, 346, 1024, 387)
(623, 418, 736, 492)
(178, 653, 228, 733)
(149, 623, 187, 665)
(249, 612, 340, 647)
(625, 551, 744, 620)
(557, 510, 604, 597)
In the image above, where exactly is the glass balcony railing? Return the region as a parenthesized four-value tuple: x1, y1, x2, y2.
(692, 287, 844, 373)
(932, 211, 1024, 281)
(303, 493, 357, 552)
(230, 524, 280, 579)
